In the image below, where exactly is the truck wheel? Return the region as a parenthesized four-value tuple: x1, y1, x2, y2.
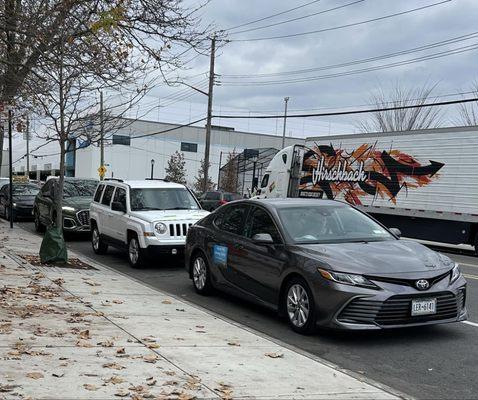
(34, 209, 45, 232)
(128, 234, 146, 268)
(191, 251, 213, 295)
(91, 225, 108, 255)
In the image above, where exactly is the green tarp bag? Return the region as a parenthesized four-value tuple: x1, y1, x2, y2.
(39, 227, 68, 263)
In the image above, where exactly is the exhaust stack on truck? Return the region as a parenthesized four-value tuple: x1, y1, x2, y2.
(257, 126, 478, 254)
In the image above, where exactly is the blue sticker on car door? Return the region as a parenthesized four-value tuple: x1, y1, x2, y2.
(213, 245, 228, 268)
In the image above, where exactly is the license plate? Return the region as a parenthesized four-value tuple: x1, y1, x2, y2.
(411, 298, 437, 316)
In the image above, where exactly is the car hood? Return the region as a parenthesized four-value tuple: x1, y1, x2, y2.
(294, 239, 452, 277)
(129, 209, 210, 223)
(13, 195, 36, 205)
(63, 196, 93, 210)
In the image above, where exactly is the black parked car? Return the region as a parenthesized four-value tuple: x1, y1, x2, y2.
(199, 191, 242, 211)
(185, 198, 467, 334)
(34, 178, 98, 233)
(0, 183, 40, 221)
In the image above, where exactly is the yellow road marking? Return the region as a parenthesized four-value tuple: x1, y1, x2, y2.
(463, 274, 478, 280)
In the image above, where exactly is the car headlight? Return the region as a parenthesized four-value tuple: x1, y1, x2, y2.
(154, 222, 167, 235)
(318, 268, 380, 290)
(62, 206, 75, 212)
(450, 263, 461, 284)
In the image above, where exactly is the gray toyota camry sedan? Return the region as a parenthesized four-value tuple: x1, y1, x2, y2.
(185, 198, 467, 334)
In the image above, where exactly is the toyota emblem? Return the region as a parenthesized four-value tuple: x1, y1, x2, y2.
(415, 279, 430, 290)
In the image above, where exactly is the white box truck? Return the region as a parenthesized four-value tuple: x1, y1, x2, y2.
(256, 126, 478, 254)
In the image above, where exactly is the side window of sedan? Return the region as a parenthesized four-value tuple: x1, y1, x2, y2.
(217, 205, 248, 236)
(246, 207, 282, 243)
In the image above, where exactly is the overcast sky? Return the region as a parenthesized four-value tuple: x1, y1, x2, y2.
(9, 0, 478, 169)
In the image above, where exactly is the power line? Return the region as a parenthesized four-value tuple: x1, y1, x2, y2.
(212, 97, 478, 119)
(228, 0, 452, 42)
(225, 0, 323, 32)
(221, 42, 478, 86)
(229, 0, 364, 35)
(221, 31, 478, 78)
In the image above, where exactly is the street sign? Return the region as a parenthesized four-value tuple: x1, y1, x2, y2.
(98, 165, 107, 178)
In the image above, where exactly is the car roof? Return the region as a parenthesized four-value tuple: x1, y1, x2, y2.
(243, 197, 347, 209)
(122, 180, 186, 189)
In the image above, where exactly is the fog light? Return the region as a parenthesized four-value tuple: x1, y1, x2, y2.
(171, 249, 177, 255)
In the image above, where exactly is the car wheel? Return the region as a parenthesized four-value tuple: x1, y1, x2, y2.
(128, 234, 146, 268)
(91, 226, 108, 255)
(192, 252, 213, 295)
(34, 209, 45, 232)
(284, 277, 316, 335)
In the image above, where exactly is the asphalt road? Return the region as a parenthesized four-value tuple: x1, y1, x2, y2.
(19, 222, 478, 399)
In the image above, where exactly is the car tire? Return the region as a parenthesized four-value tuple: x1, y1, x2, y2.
(284, 277, 316, 335)
(128, 234, 146, 268)
(191, 251, 213, 295)
(34, 209, 46, 233)
(91, 225, 108, 255)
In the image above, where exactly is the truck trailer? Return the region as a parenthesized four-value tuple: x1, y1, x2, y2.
(257, 126, 478, 254)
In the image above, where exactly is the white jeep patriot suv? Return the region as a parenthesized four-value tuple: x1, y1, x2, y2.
(89, 179, 209, 268)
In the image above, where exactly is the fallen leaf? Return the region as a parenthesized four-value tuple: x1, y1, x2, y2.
(116, 347, 125, 354)
(112, 299, 123, 304)
(101, 301, 112, 307)
(52, 372, 64, 378)
(91, 291, 100, 295)
(143, 354, 158, 363)
(83, 384, 99, 391)
(78, 329, 91, 340)
(97, 339, 114, 347)
(146, 379, 157, 386)
(163, 380, 178, 386)
(227, 341, 240, 347)
(265, 352, 284, 359)
(26, 372, 44, 379)
(164, 371, 176, 376)
(103, 363, 125, 370)
(104, 376, 125, 384)
(129, 385, 146, 393)
(84, 280, 100, 286)
(76, 340, 93, 348)
(195, 325, 204, 329)
(176, 308, 185, 312)
(147, 343, 160, 349)
(52, 278, 65, 286)
(0, 384, 19, 392)
(161, 299, 172, 304)
(114, 390, 129, 397)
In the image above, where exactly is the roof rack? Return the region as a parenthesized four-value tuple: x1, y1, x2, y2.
(144, 178, 170, 182)
(104, 178, 124, 182)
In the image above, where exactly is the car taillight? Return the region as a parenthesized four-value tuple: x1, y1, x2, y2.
(219, 200, 228, 205)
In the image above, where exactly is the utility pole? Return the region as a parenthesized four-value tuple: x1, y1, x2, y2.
(99, 91, 104, 180)
(203, 35, 216, 193)
(281, 97, 290, 149)
(26, 115, 30, 178)
(8, 109, 13, 228)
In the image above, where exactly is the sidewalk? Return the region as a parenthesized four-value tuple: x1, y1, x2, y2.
(0, 221, 401, 400)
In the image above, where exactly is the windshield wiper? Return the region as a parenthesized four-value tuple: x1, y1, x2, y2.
(134, 207, 160, 211)
(163, 207, 191, 210)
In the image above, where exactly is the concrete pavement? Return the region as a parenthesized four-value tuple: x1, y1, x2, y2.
(0, 221, 401, 399)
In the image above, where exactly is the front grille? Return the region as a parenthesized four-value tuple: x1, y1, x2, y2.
(338, 291, 462, 326)
(168, 223, 193, 238)
(76, 210, 90, 226)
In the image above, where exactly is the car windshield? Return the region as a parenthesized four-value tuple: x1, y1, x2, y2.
(12, 184, 39, 196)
(278, 205, 394, 244)
(63, 180, 97, 197)
(130, 188, 200, 211)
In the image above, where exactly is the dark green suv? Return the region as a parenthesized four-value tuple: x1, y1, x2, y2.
(34, 178, 98, 234)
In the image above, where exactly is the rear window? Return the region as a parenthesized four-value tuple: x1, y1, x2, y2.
(205, 191, 221, 200)
(94, 185, 104, 202)
(101, 185, 115, 206)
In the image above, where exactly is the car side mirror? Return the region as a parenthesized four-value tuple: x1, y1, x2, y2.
(111, 201, 126, 213)
(389, 228, 401, 238)
(252, 233, 274, 245)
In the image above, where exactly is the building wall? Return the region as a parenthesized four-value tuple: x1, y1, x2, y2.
(75, 119, 304, 186)
(1, 150, 9, 177)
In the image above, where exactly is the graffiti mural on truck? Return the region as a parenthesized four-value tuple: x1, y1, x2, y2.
(299, 143, 444, 205)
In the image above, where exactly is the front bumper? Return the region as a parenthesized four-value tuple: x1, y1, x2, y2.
(11, 206, 34, 219)
(62, 210, 90, 233)
(310, 274, 467, 330)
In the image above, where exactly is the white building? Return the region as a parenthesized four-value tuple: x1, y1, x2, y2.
(15, 118, 304, 186)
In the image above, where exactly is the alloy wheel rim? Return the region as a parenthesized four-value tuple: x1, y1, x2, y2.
(287, 284, 310, 328)
(129, 239, 139, 264)
(193, 257, 207, 290)
(92, 229, 99, 250)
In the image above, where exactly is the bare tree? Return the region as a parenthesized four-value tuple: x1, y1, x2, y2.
(356, 83, 444, 133)
(456, 81, 478, 126)
(0, 0, 212, 169)
(219, 151, 238, 193)
(194, 158, 214, 194)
